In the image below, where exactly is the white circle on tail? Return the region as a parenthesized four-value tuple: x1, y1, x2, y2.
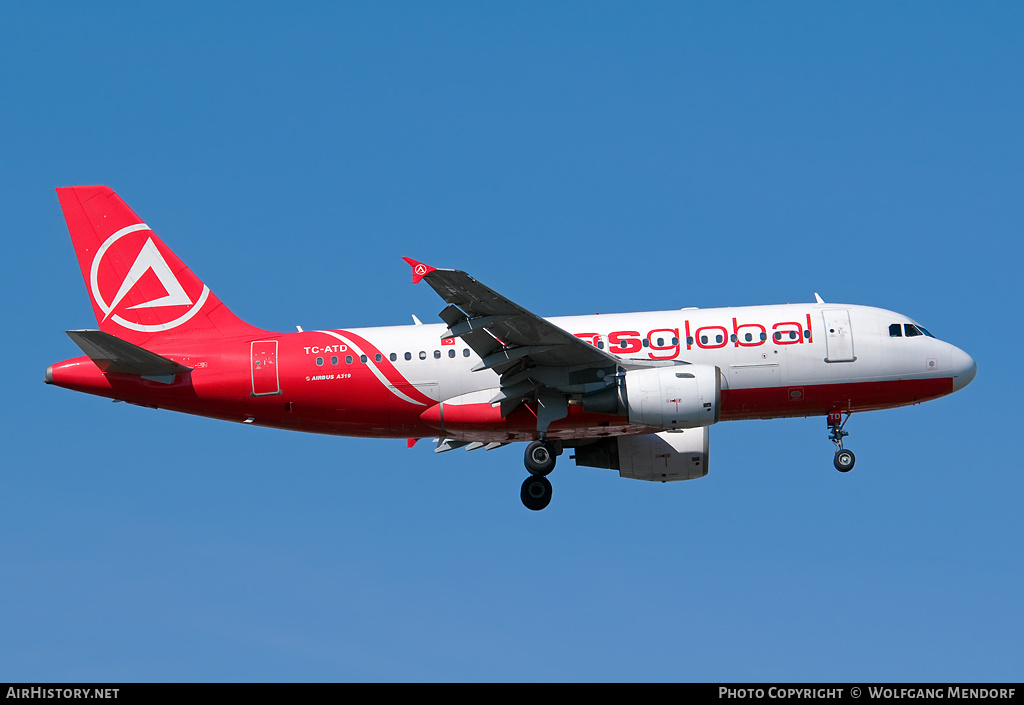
(90, 223, 210, 333)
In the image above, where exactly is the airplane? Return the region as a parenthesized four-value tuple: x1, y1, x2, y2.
(46, 186, 977, 510)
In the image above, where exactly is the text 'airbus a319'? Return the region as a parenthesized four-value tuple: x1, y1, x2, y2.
(46, 186, 976, 510)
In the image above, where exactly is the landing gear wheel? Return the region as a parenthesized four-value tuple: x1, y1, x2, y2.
(524, 440, 556, 476)
(834, 449, 856, 473)
(521, 475, 553, 511)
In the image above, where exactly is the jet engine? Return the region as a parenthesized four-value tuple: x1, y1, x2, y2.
(572, 428, 709, 482)
(583, 364, 721, 430)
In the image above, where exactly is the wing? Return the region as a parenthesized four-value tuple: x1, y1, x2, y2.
(403, 258, 625, 426)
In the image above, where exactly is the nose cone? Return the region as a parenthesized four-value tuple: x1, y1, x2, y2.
(951, 347, 977, 392)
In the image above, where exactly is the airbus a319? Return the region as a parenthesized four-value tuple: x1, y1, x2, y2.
(46, 186, 976, 510)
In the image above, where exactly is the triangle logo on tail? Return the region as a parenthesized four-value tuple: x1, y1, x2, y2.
(90, 223, 210, 334)
(103, 237, 193, 320)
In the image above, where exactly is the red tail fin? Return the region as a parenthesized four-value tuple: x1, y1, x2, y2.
(56, 186, 266, 346)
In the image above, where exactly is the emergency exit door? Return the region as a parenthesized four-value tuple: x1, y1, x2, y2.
(251, 340, 282, 396)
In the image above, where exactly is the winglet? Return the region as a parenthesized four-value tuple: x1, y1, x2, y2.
(402, 257, 436, 284)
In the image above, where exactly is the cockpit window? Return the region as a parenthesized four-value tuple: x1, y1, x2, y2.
(892, 322, 935, 338)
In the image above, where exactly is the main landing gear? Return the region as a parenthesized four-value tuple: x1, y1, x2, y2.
(828, 411, 856, 473)
(521, 439, 558, 511)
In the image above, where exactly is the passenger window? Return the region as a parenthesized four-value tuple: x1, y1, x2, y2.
(390, 353, 397, 362)
(375, 354, 382, 362)
(904, 324, 922, 337)
(716, 334, 724, 344)
(331, 356, 338, 365)
(315, 357, 324, 366)
(745, 333, 753, 342)
(404, 352, 411, 361)
(671, 337, 679, 345)
(889, 324, 902, 337)
(360, 355, 368, 363)
(419, 351, 427, 360)
(448, 349, 455, 358)
(700, 335, 708, 344)
(760, 332, 767, 341)
(346, 355, 353, 364)
(642, 339, 649, 348)
(463, 349, 470, 357)
(434, 350, 441, 359)
(656, 337, 664, 346)
(597, 341, 604, 350)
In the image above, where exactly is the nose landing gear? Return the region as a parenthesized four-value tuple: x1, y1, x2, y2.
(828, 411, 856, 472)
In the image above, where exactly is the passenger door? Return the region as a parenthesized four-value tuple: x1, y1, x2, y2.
(822, 310, 856, 362)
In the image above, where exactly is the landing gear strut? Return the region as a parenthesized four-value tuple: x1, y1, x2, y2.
(828, 411, 855, 472)
(522, 439, 558, 510)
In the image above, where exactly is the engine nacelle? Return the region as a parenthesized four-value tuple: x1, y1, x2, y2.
(573, 428, 709, 482)
(623, 364, 721, 430)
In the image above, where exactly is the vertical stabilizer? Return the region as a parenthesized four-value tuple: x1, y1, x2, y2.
(56, 186, 266, 346)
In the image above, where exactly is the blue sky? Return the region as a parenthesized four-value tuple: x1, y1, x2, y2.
(2, 3, 1021, 681)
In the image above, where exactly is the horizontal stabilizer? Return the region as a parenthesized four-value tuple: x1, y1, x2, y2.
(66, 330, 192, 377)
